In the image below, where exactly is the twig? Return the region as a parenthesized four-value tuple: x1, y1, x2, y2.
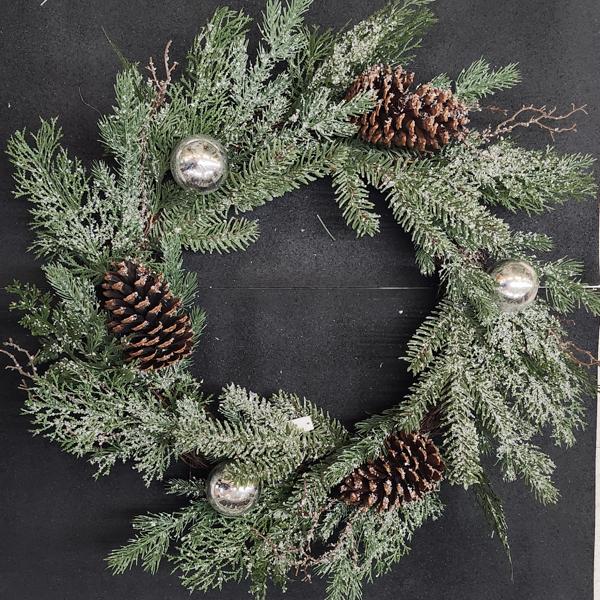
(562, 340, 600, 368)
(139, 41, 179, 239)
(0, 339, 38, 383)
(482, 103, 587, 141)
(481, 104, 509, 116)
(316, 214, 336, 241)
(147, 40, 178, 112)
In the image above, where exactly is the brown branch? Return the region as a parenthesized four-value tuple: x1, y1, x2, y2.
(0, 339, 38, 385)
(481, 104, 509, 116)
(562, 340, 600, 368)
(147, 40, 178, 112)
(139, 41, 179, 241)
(482, 103, 587, 141)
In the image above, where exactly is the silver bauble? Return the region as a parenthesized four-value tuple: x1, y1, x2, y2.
(490, 260, 539, 313)
(206, 462, 260, 517)
(170, 135, 228, 193)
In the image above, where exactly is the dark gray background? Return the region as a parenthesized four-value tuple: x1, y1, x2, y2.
(0, 1, 598, 599)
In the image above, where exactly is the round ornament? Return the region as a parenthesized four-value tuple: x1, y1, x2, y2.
(490, 259, 539, 312)
(170, 135, 228, 193)
(206, 462, 260, 517)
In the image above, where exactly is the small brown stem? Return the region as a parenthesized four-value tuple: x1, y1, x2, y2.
(0, 339, 38, 384)
(481, 104, 509, 116)
(482, 103, 587, 141)
(139, 41, 179, 241)
(147, 40, 178, 112)
(562, 340, 600, 368)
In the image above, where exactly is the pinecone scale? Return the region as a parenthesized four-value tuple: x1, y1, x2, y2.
(101, 260, 194, 370)
(345, 64, 469, 152)
(338, 432, 444, 512)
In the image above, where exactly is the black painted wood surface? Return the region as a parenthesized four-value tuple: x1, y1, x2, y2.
(0, 1, 598, 599)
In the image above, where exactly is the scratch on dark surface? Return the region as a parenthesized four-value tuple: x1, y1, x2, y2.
(316, 213, 336, 241)
(78, 87, 102, 116)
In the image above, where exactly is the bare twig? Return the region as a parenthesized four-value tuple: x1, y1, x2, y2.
(481, 104, 509, 116)
(562, 340, 600, 368)
(140, 40, 178, 243)
(482, 103, 587, 141)
(147, 40, 178, 112)
(0, 339, 38, 384)
(139, 41, 179, 239)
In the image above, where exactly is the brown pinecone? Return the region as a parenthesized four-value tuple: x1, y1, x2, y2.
(100, 260, 194, 370)
(338, 432, 444, 512)
(345, 64, 469, 152)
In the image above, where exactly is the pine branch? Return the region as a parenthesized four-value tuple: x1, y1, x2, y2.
(404, 299, 457, 374)
(155, 237, 198, 306)
(454, 59, 521, 106)
(429, 72, 452, 89)
(499, 442, 559, 504)
(289, 26, 337, 96)
(442, 372, 484, 487)
(330, 149, 380, 237)
(541, 258, 600, 315)
(315, 495, 443, 600)
(313, 0, 436, 90)
(173, 385, 348, 484)
(224, 138, 336, 211)
(108, 507, 197, 574)
(473, 474, 511, 565)
(470, 141, 596, 214)
(173, 213, 261, 254)
(222, 0, 313, 149)
(297, 88, 374, 140)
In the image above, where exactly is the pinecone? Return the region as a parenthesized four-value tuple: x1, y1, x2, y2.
(345, 64, 469, 152)
(337, 432, 444, 511)
(100, 260, 194, 370)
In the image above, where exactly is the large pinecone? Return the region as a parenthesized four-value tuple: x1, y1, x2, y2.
(101, 260, 194, 370)
(338, 432, 444, 511)
(345, 64, 469, 152)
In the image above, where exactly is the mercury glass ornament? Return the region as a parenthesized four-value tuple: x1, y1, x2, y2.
(490, 260, 539, 313)
(206, 462, 260, 517)
(170, 135, 228, 193)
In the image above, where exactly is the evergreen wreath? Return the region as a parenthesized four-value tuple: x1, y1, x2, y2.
(3, 0, 599, 598)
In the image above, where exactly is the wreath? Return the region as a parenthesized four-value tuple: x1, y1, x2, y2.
(4, 1, 599, 598)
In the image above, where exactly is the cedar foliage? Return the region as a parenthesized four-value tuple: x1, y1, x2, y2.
(4, 0, 599, 598)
